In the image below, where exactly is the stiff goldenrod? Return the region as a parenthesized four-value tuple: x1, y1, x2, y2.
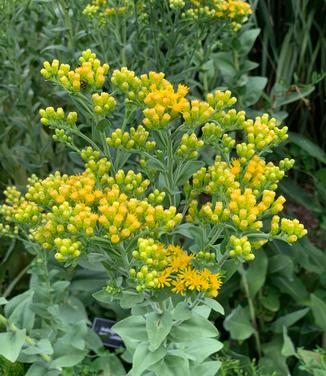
(1, 50, 307, 299)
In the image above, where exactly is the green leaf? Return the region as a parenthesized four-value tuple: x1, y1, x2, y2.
(242, 250, 268, 298)
(22, 339, 53, 355)
(271, 275, 309, 304)
(243, 76, 267, 106)
(271, 308, 310, 333)
(170, 312, 218, 343)
(191, 360, 222, 376)
(259, 288, 280, 312)
(146, 311, 173, 351)
(120, 291, 144, 309)
(5, 290, 35, 331)
(203, 298, 224, 315)
(130, 343, 166, 376)
(274, 85, 315, 107)
(0, 329, 26, 363)
(222, 259, 240, 282)
(25, 364, 48, 376)
(172, 302, 192, 322)
(50, 350, 87, 369)
(238, 29, 261, 55)
(92, 290, 114, 305)
(224, 306, 254, 340)
(151, 354, 190, 376)
(185, 338, 223, 364)
(112, 315, 147, 342)
(192, 305, 211, 319)
(0, 297, 8, 305)
(310, 294, 326, 330)
(260, 336, 289, 375)
(289, 132, 326, 164)
(268, 254, 294, 276)
(214, 52, 236, 80)
(281, 327, 296, 358)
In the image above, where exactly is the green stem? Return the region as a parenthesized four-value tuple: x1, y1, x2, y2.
(3, 264, 30, 298)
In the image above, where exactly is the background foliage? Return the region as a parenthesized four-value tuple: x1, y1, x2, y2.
(0, 0, 325, 375)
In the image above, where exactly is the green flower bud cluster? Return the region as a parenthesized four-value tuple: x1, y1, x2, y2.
(3, 186, 21, 206)
(169, 0, 185, 10)
(85, 158, 112, 177)
(106, 126, 156, 152)
(52, 129, 72, 144)
(213, 109, 246, 130)
(92, 92, 116, 115)
(229, 235, 255, 261)
(106, 170, 150, 198)
(131, 238, 161, 291)
(271, 216, 308, 243)
(105, 283, 121, 295)
(39, 107, 77, 128)
(221, 134, 235, 154)
(147, 189, 166, 205)
(190, 157, 239, 198)
(236, 142, 255, 163)
(206, 90, 237, 111)
(53, 238, 82, 262)
(111, 67, 141, 96)
(176, 133, 204, 159)
(80, 146, 101, 161)
(0, 223, 18, 237)
(196, 251, 216, 262)
(202, 122, 223, 146)
(186, 200, 230, 224)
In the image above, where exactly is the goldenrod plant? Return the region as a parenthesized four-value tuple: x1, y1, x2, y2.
(0, 51, 307, 375)
(82, 0, 253, 90)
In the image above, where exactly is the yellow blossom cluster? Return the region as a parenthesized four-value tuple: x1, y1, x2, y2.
(83, 0, 251, 31)
(111, 68, 190, 129)
(0, 158, 182, 262)
(130, 238, 222, 297)
(41, 49, 109, 92)
(177, 0, 252, 30)
(184, 149, 307, 260)
(242, 114, 289, 151)
(92, 92, 116, 115)
(83, 0, 132, 24)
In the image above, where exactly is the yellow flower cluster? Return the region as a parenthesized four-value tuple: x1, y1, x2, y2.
(83, 0, 251, 30)
(130, 238, 222, 297)
(83, 0, 132, 24)
(112, 68, 189, 129)
(41, 49, 109, 92)
(0, 158, 182, 262)
(106, 126, 156, 152)
(176, 133, 204, 159)
(182, 100, 214, 126)
(242, 114, 288, 151)
(177, 0, 252, 30)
